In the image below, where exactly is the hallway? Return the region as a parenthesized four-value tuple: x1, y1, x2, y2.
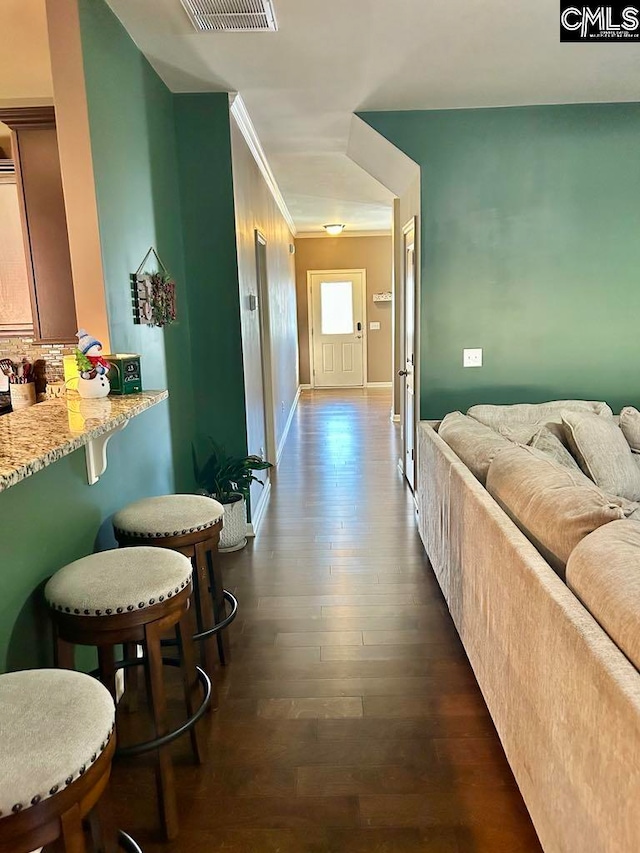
(112, 390, 542, 852)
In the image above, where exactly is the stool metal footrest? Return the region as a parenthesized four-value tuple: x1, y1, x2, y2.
(160, 589, 238, 646)
(194, 589, 238, 641)
(112, 660, 211, 758)
(119, 829, 144, 852)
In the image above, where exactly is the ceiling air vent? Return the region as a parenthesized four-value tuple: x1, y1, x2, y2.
(180, 0, 278, 32)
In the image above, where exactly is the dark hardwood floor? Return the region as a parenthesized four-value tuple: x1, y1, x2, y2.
(107, 389, 543, 852)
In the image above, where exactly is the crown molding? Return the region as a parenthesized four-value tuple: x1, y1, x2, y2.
(229, 94, 297, 236)
(296, 229, 392, 239)
(0, 106, 55, 130)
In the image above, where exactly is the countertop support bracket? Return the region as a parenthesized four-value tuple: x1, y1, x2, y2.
(85, 420, 129, 485)
(0, 390, 167, 493)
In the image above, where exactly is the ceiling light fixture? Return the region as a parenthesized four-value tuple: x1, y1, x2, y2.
(324, 224, 345, 236)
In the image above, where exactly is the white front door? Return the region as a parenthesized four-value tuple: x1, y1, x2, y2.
(309, 271, 365, 388)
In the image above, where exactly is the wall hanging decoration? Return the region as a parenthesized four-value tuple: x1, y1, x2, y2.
(131, 247, 177, 328)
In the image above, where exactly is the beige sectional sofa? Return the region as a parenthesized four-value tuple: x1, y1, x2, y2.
(416, 402, 640, 853)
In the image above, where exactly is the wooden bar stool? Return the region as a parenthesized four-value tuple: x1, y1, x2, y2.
(0, 668, 137, 853)
(112, 495, 237, 682)
(45, 547, 211, 841)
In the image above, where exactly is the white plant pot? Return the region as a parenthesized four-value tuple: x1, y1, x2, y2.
(219, 495, 247, 552)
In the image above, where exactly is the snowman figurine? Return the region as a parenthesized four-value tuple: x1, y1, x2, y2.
(75, 329, 111, 399)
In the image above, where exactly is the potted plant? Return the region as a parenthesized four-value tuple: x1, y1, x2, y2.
(192, 440, 272, 551)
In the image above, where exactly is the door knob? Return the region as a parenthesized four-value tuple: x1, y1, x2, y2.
(398, 369, 409, 376)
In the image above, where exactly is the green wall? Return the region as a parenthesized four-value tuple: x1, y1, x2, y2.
(78, 0, 195, 491)
(0, 0, 186, 673)
(0, 0, 246, 672)
(174, 94, 248, 458)
(360, 104, 640, 417)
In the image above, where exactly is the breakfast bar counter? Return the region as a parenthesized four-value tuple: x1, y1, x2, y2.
(0, 390, 168, 492)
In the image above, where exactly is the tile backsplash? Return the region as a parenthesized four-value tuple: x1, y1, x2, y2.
(0, 337, 73, 380)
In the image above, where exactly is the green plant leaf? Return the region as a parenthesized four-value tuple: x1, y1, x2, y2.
(192, 439, 273, 500)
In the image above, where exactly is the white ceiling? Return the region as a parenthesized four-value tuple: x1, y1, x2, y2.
(106, 0, 640, 233)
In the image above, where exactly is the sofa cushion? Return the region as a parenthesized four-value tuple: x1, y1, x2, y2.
(499, 422, 580, 470)
(620, 406, 640, 454)
(486, 444, 632, 578)
(467, 400, 612, 430)
(567, 520, 640, 670)
(562, 411, 640, 501)
(438, 411, 512, 485)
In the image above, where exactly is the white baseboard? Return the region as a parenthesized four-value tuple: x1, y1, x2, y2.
(301, 382, 391, 391)
(276, 386, 302, 465)
(247, 478, 271, 537)
(391, 413, 400, 423)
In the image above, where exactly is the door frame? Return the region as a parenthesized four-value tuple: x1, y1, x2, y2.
(306, 268, 368, 389)
(401, 216, 419, 488)
(255, 230, 277, 464)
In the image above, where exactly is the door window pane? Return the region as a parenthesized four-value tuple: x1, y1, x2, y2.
(320, 281, 353, 335)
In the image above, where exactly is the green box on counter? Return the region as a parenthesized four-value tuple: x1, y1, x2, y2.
(105, 353, 142, 395)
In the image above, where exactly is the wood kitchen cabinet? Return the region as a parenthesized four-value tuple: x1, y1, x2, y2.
(0, 107, 77, 342)
(0, 162, 33, 336)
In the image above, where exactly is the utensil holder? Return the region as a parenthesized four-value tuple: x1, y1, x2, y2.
(45, 381, 66, 399)
(10, 383, 36, 410)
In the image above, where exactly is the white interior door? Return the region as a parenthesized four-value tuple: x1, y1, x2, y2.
(309, 271, 365, 388)
(255, 231, 276, 464)
(401, 222, 416, 490)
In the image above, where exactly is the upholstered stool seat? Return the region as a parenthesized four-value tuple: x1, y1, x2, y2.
(0, 669, 114, 820)
(113, 494, 236, 681)
(45, 546, 210, 841)
(0, 669, 136, 853)
(113, 494, 224, 540)
(45, 546, 192, 617)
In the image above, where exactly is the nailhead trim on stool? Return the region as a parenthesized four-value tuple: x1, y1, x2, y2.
(113, 494, 224, 539)
(44, 547, 193, 617)
(0, 670, 115, 819)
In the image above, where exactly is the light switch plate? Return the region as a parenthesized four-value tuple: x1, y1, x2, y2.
(463, 348, 483, 368)
(369, 322, 381, 330)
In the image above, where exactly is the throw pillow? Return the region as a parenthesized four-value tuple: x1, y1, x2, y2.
(562, 411, 640, 501)
(499, 422, 580, 470)
(486, 444, 632, 578)
(438, 411, 511, 485)
(567, 520, 640, 670)
(620, 406, 640, 454)
(467, 400, 613, 430)
(531, 425, 581, 470)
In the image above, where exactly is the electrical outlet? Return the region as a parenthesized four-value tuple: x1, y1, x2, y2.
(369, 321, 381, 330)
(463, 348, 483, 368)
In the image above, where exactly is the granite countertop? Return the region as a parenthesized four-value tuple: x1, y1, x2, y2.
(0, 390, 168, 492)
